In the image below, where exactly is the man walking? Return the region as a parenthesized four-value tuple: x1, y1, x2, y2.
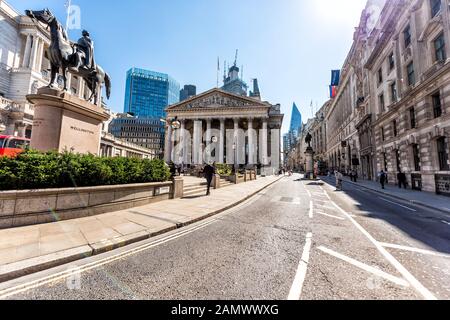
(204, 162, 216, 196)
(379, 170, 387, 190)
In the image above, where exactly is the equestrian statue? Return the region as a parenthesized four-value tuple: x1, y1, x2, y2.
(25, 8, 111, 105)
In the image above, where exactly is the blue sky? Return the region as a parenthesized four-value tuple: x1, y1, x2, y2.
(10, 0, 366, 133)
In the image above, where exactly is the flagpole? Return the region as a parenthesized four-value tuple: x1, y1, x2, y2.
(65, 0, 72, 32)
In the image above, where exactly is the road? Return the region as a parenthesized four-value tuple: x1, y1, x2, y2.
(0, 174, 449, 300)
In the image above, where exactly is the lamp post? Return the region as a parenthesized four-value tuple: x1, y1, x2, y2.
(232, 142, 237, 173)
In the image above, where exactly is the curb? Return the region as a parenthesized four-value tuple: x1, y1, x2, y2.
(321, 177, 450, 215)
(0, 176, 284, 284)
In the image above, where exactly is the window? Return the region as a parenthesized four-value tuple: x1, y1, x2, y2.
(381, 127, 385, 141)
(437, 137, 449, 170)
(430, 0, 441, 18)
(390, 82, 397, 103)
(393, 120, 398, 137)
(404, 25, 411, 48)
(379, 93, 385, 112)
(0, 138, 5, 148)
(432, 92, 442, 118)
(413, 144, 421, 171)
(7, 139, 29, 149)
(383, 152, 388, 172)
(407, 62, 415, 86)
(378, 68, 383, 84)
(410, 107, 416, 129)
(388, 52, 395, 71)
(434, 33, 446, 62)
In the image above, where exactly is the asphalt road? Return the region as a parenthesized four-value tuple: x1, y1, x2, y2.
(0, 174, 449, 300)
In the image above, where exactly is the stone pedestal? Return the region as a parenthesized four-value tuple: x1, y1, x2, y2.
(305, 147, 315, 180)
(172, 177, 184, 199)
(27, 88, 110, 155)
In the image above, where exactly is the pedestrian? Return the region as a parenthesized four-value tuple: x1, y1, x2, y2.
(203, 162, 216, 196)
(379, 170, 387, 190)
(352, 169, 358, 182)
(397, 171, 407, 189)
(335, 171, 343, 191)
(169, 161, 177, 178)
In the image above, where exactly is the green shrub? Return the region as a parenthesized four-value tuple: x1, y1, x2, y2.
(216, 163, 232, 176)
(0, 150, 171, 191)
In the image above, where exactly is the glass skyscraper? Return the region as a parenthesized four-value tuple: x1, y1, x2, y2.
(289, 103, 302, 136)
(118, 68, 180, 159)
(124, 68, 180, 118)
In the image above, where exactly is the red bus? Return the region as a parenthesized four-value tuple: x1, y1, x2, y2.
(0, 135, 31, 157)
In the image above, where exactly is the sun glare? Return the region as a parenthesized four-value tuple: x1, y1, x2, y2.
(311, 0, 367, 27)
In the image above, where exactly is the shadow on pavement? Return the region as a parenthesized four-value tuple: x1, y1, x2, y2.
(319, 176, 450, 254)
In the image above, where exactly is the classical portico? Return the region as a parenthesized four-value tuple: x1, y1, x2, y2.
(164, 88, 283, 172)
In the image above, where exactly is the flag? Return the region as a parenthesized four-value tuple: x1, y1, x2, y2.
(331, 70, 341, 86)
(330, 86, 337, 98)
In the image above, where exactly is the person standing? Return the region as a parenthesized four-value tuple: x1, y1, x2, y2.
(397, 172, 407, 189)
(379, 170, 387, 190)
(203, 162, 216, 196)
(336, 171, 343, 191)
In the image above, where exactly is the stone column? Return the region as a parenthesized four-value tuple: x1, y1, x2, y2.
(29, 36, 39, 70)
(248, 118, 255, 166)
(193, 120, 203, 165)
(6, 122, 16, 136)
(22, 34, 32, 68)
(219, 119, 225, 164)
(261, 119, 268, 166)
(164, 124, 173, 163)
(206, 119, 212, 163)
(36, 39, 44, 72)
(233, 118, 240, 167)
(17, 123, 27, 138)
(180, 119, 186, 164)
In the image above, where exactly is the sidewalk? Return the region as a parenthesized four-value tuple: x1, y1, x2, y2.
(0, 176, 282, 282)
(322, 175, 450, 214)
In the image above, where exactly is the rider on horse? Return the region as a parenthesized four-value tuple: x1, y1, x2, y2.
(73, 30, 96, 73)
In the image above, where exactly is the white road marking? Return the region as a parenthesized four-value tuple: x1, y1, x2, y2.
(317, 246, 410, 287)
(288, 233, 313, 300)
(327, 198, 437, 300)
(315, 204, 336, 210)
(379, 197, 417, 212)
(380, 243, 450, 259)
(309, 201, 313, 219)
(0, 219, 218, 299)
(316, 212, 345, 221)
(305, 189, 312, 198)
(441, 220, 450, 226)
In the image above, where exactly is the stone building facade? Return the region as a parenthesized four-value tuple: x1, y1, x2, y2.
(324, 0, 450, 195)
(164, 88, 284, 174)
(370, 0, 450, 195)
(0, 1, 94, 138)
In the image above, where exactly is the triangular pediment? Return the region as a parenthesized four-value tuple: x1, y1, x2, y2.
(166, 88, 270, 111)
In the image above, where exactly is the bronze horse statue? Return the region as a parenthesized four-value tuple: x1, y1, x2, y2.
(25, 8, 111, 104)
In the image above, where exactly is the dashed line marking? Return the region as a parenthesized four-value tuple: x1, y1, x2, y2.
(288, 233, 313, 300)
(309, 201, 314, 219)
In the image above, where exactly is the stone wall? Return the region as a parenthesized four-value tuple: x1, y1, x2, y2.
(0, 181, 176, 229)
